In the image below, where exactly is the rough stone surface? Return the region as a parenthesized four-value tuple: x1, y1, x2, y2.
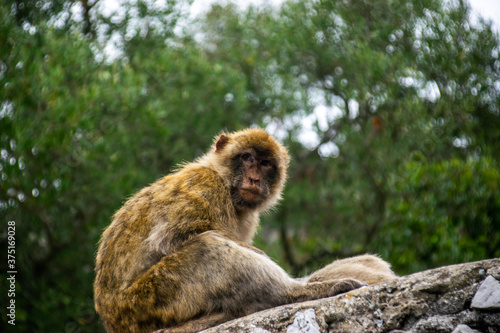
(452, 324, 482, 333)
(200, 258, 500, 333)
(286, 309, 321, 333)
(471, 275, 500, 310)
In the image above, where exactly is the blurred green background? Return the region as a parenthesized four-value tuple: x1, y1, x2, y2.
(1, 0, 499, 331)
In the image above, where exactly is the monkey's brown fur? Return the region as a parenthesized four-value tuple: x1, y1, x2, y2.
(94, 128, 396, 333)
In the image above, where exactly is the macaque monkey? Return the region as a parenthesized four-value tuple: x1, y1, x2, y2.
(94, 128, 396, 333)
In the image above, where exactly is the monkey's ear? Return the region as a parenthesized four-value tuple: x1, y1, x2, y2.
(215, 134, 230, 153)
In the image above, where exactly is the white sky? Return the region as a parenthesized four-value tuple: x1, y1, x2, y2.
(189, 0, 500, 32)
(100, 0, 500, 36)
(468, 0, 500, 32)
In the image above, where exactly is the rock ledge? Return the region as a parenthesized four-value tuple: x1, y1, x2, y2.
(201, 258, 500, 333)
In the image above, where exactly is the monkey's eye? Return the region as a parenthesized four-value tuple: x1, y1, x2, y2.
(241, 153, 252, 161)
(260, 160, 271, 167)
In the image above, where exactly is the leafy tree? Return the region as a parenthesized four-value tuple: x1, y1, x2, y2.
(384, 157, 500, 272)
(200, 0, 500, 275)
(1, 1, 249, 331)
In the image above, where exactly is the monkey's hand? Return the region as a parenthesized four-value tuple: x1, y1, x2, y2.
(292, 278, 365, 302)
(325, 278, 366, 296)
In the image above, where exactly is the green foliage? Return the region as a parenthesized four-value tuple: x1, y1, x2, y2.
(383, 157, 500, 272)
(1, 2, 249, 331)
(1, 0, 499, 331)
(200, 0, 500, 276)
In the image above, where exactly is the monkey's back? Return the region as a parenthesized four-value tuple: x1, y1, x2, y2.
(94, 165, 238, 302)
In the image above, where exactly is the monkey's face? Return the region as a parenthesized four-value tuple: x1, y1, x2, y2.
(211, 128, 289, 212)
(230, 149, 278, 210)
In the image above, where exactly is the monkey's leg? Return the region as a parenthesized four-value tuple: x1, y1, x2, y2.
(126, 231, 364, 332)
(307, 254, 397, 285)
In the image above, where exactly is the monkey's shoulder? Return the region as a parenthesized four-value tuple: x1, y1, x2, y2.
(117, 164, 226, 204)
(167, 164, 227, 189)
(108, 165, 229, 230)
(150, 165, 230, 201)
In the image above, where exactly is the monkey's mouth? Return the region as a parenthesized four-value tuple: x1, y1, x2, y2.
(239, 186, 262, 194)
(238, 187, 262, 202)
